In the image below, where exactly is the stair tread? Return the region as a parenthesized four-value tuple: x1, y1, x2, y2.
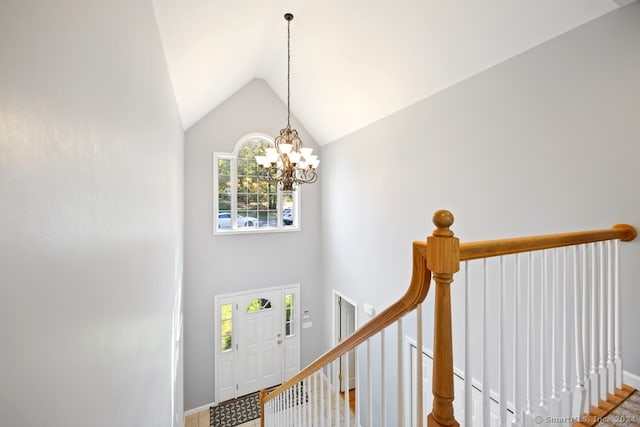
(573, 384, 637, 427)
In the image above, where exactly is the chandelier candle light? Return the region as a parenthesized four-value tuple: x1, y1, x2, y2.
(255, 13, 319, 191)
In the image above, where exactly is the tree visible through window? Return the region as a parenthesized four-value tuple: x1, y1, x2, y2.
(220, 303, 233, 352)
(246, 298, 272, 313)
(285, 294, 295, 337)
(214, 135, 298, 233)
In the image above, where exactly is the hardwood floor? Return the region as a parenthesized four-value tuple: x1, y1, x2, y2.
(340, 388, 356, 413)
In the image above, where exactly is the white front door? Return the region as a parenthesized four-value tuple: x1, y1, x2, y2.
(214, 285, 300, 402)
(236, 290, 283, 396)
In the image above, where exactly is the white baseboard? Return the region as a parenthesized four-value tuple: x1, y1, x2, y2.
(623, 370, 640, 389)
(184, 401, 216, 417)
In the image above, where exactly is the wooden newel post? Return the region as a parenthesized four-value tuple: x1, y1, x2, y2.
(427, 210, 460, 427)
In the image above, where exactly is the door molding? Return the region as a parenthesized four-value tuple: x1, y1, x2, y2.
(214, 283, 300, 403)
(332, 289, 358, 391)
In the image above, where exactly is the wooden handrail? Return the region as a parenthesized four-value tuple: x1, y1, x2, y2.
(261, 241, 432, 405)
(261, 209, 637, 426)
(413, 224, 637, 262)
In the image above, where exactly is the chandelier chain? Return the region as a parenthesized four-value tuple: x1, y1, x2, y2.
(287, 16, 291, 128)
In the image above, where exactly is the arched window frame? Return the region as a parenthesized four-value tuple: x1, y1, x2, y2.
(213, 133, 300, 235)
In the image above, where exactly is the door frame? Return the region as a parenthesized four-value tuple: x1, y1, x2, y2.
(332, 289, 357, 391)
(214, 283, 300, 403)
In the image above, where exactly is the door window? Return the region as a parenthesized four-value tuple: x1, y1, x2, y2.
(220, 303, 233, 352)
(246, 298, 273, 313)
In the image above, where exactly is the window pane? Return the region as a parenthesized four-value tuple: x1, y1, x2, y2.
(237, 194, 249, 211)
(285, 294, 294, 337)
(218, 194, 231, 212)
(220, 304, 233, 352)
(214, 136, 300, 234)
(267, 211, 277, 227)
(221, 304, 233, 320)
(237, 158, 248, 175)
(247, 298, 272, 313)
(216, 158, 232, 230)
(221, 335, 232, 352)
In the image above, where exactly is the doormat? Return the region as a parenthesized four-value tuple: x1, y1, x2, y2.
(210, 384, 308, 427)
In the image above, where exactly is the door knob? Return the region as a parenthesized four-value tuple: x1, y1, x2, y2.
(277, 339, 282, 344)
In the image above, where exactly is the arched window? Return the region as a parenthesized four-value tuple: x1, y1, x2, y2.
(213, 133, 298, 234)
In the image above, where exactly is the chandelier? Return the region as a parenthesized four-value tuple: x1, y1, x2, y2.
(255, 13, 319, 191)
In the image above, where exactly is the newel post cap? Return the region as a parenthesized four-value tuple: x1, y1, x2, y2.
(427, 210, 460, 274)
(432, 210, 455, 236)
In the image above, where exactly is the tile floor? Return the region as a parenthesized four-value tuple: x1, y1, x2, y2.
(186, 374, 354, 427)
(185, 408, 260, 427)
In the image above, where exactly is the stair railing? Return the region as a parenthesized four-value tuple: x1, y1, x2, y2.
(260, 210, 636, 427)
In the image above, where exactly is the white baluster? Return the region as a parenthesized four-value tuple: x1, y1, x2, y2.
(355, 345, 361, 427)
(397, 319, 404, 427)
(276, 391, 280, 427)
(264, 400, 268, 427)
(540, 250, 549, 414)
(278, 392, 282, 427)
(525, 252, 535, 422)
(300, 379, 304, 426)
(367, 338, 373, 427)
(381, 329, 386, 427)
(312, 372, 318, 427)
(561, 248, 572, 426)
(582, 244, 591, 415)
(599, 241, 608, 402)
(573, 246, 586, 417)
(327, 364, 332, 426)
(417, 303, 424, 427)
(345, 352, 350, 427)
(513, 254, 524, 427)
(320, 367, 325, 427)
(590, 243, 600, 408)
(464, 261, 473, 426)
(482, 259, 490, 426)
(499, 256, 507, 426)
(282, 388, 286, 427)
(334, 359, 340, 425)
(614, 239, 623, 390)
(291, 383, 295, 427)
(306, 377, 311, 427)
(284, 388, 288, 427)
(607, 240, 615, 396)
(550, 249, 561, 417)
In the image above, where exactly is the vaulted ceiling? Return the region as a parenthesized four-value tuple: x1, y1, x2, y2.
(151, 0, 633, 145)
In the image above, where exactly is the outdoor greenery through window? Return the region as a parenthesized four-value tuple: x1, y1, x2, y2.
(214, 135, 298, 233)
(246, 298, 272, 313)
(220, 303, 233, 352)
(285, 294, 295, 337)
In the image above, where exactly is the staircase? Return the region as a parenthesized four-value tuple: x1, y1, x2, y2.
(574, 384, 636, 426)
(260, 210, 637, 426)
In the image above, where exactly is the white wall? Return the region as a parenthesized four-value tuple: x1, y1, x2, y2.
(321, 2, 640, 421)
(183, 79, 325, 410)
(0, 2, 184, 427)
